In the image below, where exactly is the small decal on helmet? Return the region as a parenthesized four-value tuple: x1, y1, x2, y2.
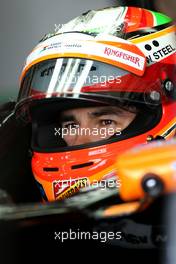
(146, 42, 175, 64)
(24, 33, 146, 77)
(53, 177, 88, 200)
(104, 46, 144, 71)
(88, 148, 107, 156)
(136, 29, 176, 65)
(40, 42, 82, 53)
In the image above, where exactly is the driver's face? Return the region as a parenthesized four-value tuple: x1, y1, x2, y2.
(60, 106, 137, 146)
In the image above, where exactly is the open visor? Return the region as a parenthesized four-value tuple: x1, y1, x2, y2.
(17, 57, 165, 113)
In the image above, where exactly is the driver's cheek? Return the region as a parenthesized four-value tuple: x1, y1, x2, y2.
(120, 113, 137, 131)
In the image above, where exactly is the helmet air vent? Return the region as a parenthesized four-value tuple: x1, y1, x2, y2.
(43, 167, 59, 172)
(71, 162, 94, 170)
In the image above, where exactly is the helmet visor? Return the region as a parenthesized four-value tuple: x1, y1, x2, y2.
(16, 57, 166, 151)
(17, 57, 164, 109)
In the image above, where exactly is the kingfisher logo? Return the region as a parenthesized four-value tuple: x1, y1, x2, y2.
(53, 178, 88, 199)
(104, 47, 142, 68)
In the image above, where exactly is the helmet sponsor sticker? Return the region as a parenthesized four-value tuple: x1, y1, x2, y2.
(24, 34, 146, 76)
(88, 148, 107, 156)
(53, 177, 88, 200)
(135, 28, 176, 65)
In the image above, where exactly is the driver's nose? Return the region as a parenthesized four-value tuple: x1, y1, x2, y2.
(63, 125, 109, 146)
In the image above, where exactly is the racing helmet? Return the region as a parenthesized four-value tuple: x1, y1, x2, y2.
(15, 6, 176, 201)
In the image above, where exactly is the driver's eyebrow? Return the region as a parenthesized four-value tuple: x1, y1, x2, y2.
(88, 107, 123, 117)
(59, 106, 124, 123)
(60, 115, 76, 123)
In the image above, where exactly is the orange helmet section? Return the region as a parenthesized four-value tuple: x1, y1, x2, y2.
(32, 143, 120, 201)
(32, 98, 176, 202)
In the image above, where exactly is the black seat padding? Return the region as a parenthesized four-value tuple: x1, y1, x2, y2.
(0, 102, 40, 203)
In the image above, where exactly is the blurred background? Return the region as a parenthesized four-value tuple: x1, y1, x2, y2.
(0, 0, 175, 103)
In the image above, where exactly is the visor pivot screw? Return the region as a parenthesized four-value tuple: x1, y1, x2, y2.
(149, 91, 161, 101)
(163, 79, 176, 99)
(164, 80, 174, 92)
(142, 174, 164, 197)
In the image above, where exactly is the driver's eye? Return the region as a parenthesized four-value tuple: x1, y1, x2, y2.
(62, 122, 79, 130)
(100, 120, 115, 126)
